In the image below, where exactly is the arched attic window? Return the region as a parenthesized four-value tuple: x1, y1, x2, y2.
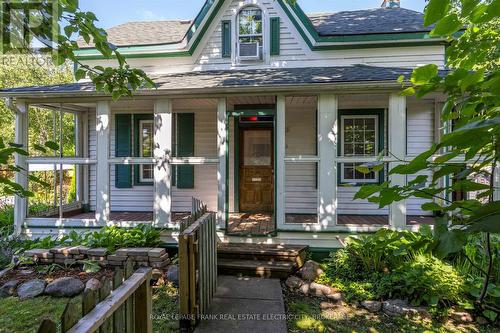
(238, 7, 263, 60)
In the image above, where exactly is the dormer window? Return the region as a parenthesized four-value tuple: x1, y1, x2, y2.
(238, 7, 263, 60)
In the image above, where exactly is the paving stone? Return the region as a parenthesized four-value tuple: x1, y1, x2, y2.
(148, 253, 169, 262)
(88, 256, 107, 261)
(86, 248, 108, 256)
(24, 249, 53, 259)
(131, 255, 149, 262)
(150, 261, 169, 269)
(107, 254, 128, 261)
(54, 254, 72, 259)
(148, 248, 166, 258)
(122, 248, 152, 256)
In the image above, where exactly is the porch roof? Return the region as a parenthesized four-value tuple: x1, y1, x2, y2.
(0, 65, 440, 98)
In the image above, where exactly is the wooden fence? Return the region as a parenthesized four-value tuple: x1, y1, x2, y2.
(180, 197, 207, 232)
(38, 259, 152, 333)
(178, 212, 218, 330)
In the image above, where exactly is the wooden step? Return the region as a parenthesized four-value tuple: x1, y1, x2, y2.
(218, 243, 308, 265)
(217, 258, 295, 279)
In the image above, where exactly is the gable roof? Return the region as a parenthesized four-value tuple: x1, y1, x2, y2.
(77, 20, 192, 48)
(308, 8, 431, 36)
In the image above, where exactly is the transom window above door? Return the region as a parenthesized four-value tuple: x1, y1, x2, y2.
(238, 7, 263, 60)
(340, 114, 380, 184)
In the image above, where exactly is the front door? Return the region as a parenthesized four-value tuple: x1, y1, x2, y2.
(239, 127, 274, 212)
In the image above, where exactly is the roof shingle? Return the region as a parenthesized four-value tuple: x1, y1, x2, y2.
(307, 8, 431, 36)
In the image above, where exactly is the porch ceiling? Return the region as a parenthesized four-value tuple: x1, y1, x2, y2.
(0, 65, 448, 99)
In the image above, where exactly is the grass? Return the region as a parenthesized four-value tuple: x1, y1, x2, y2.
(0, 296, 80, 333)
(284, 290, 496, 333)
(152, 281, 180, 333)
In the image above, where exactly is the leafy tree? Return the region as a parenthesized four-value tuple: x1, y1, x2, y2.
(355, 0, 499, 319)
(1, 0, 154, 99)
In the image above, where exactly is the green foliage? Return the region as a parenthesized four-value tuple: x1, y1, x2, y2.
(21, 224, 162, 253)
(353, 0, 500, 315)
(377, 254, 466, 307)
(79, 259, 101, 273)
(343, 227, 436, 272)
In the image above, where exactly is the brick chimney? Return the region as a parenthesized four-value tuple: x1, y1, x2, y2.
(381, 0, 400, 8)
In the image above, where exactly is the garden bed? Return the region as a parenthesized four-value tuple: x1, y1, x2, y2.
(0, 266, 113, 286)
(282, 282, 492, 333)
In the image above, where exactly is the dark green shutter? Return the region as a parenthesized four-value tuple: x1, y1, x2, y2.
(115, 114, 132, 188)
(177, 113, 195, 188)
(221, 20, 231, 58)
(270, 17, 280, 56)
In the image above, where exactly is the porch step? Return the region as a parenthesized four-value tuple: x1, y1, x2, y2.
(217, 243, 309, 278)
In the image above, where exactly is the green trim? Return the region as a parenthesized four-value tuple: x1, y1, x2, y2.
(115, 114, 133, 189)
(337, 109, 385, 186)
(270, 17, 280, 56)
(133, 114, 154, 186)
(226, 107, 277, 236)
(221, 20, 232, 58)
(176, 113, 195, 189)
(75, 0, 446, 61)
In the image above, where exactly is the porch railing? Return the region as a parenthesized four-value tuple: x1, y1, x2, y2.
(178, 212, 218, 330)
(37, 260, 152, 333)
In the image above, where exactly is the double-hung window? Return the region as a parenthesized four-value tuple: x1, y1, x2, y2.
(238, 8, 263, 59)
(138, 119, 154, 183)
(340, 115, 379, 183)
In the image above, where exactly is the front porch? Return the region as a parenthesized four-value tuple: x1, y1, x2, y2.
(5, 66, 444, 245)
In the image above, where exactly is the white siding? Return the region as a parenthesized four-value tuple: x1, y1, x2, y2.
(88, 107, 219, 213)
(406, 100, 435, 216)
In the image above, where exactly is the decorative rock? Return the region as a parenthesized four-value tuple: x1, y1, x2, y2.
(285, 276, 304, 290)
(299, 283, 310, 295)
(17, 279, 46, 300)
(45, 277, 84, 297)
(165, 265, 179, 286)
(148, 248, 166, 258)
(85, 278, 101, 292)
(19, 269, 34, 275)
(361, 300, 382, 313)
(451, 311, 474, 323)
(383, 299, 428, 317)
(309, 282, 333, 297)
(319, 301, 336, 310)
(326, 292, 344, 302)
(0, 280, 19, 298)
(298, 260, 323, 281)
(86, 248, 108, 256)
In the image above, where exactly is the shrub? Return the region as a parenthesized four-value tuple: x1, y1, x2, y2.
(377, 254, 466, 307)
(346, 227, 436, 272)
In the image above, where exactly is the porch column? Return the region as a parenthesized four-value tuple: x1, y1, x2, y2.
(153, 99, 172, 227)
(318, 94, 338, 227)
(74, 112, 84, 203)
(276, 95, 286, 227)
(95, 101, 111, 224)
(14, 100, 28, 236)
(388, 93, 407, 228)
(217, 98, 227, 228)
(494, 164, 500, 201)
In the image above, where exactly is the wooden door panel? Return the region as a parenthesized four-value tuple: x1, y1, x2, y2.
(239, 128, 274, 213)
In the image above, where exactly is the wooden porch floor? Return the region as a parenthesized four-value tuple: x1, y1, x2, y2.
(46, 211, 433, 235)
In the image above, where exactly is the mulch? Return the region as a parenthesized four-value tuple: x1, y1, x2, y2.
(0, 266, 114, 285)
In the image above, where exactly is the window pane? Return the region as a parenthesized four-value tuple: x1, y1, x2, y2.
(142, 165, 153, 181)
(239, 36, 263, 44)
(239, 9, 262, 35)
(244, 130, 272, 166)
(141, 122, 153, 157)
(365, 119, 375, 131)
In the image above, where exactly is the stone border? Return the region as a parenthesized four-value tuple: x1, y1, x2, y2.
(24, 247, 170, 269)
